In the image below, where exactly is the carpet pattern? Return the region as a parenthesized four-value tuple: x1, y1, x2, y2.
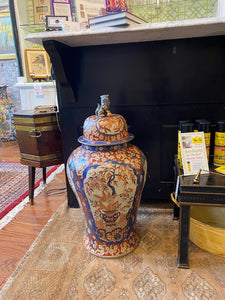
(1, 204, 225, 299)
(0, 162, 58, 220)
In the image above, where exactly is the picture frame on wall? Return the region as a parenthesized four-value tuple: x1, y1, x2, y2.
(0, 11, 16, 59)
(51, 0, 73, 21)
(25, 49, 51, 79)
(75, 0, 105, 24)
(33, 0, 52, 24)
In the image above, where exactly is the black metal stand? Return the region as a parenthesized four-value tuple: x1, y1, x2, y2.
(173, 157, 225, 268)
(177, 205, 190, 268)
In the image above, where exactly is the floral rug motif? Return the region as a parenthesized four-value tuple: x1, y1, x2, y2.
(0, 204, 225, 299)
(0, 162, 59, 220)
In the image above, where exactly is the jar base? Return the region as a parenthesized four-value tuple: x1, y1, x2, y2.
(83, 231, 140, 258)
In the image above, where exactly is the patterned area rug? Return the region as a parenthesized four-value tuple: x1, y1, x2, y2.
(0, 204, 225, 299)
(0, 162, 59, 220)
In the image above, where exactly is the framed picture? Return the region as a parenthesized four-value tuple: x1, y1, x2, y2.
(51, 0, 73, 21)
(33, 0, 52, 24)
(45, 15, 68, 30)
(25, 49, 51, 79)
(0, 11, 16, 59)
(75, 0, 105, 24)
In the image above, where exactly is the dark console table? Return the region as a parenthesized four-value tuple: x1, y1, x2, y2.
(25, 19, 225, 207)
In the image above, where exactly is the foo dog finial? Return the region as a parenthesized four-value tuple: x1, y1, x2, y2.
(95, 94, 112, 117)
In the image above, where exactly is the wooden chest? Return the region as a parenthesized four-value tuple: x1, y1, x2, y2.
(14, 110, 64, 168)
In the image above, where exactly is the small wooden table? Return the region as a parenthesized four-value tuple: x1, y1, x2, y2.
(14, 110, 64, 204)
(172, 164, 225, 268)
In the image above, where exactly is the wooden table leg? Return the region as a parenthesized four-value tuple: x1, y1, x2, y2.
(28, 166, 35, 205)
(177, 205, 190, 268)
(42, 167, 46, 184)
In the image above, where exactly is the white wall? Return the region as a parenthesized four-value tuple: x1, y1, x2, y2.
(217, 0, 225, 17)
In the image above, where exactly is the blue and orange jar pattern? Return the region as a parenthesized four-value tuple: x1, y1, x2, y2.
(105, 0, 128, 13)
(0, 85, 16, 143)
(67, 95, 147, 257)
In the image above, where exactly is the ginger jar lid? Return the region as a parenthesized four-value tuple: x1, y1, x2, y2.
(78, 95, 134, 146)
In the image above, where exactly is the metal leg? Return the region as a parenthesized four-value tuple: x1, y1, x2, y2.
(177, 205, 190, 268)
(173, 203, 180, 220)
(28, 166, 35, 205)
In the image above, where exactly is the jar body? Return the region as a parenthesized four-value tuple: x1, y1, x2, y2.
(67, 143, 147, 257)
(0, 85, 16, 143)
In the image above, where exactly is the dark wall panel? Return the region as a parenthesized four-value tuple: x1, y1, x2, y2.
(44, 35, 225, 207)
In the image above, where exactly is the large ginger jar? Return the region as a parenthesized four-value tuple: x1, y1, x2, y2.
(0, 85, 16, 143)
(66, 95, 147, 257)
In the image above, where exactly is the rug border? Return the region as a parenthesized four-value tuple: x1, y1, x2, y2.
(0, 163, 59, 220)
(0, 164, 65, 229)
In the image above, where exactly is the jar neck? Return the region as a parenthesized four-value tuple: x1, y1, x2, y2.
(82, 142, 128, 151)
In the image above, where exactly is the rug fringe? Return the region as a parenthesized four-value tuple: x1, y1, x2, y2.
(0, 164, 65, 230)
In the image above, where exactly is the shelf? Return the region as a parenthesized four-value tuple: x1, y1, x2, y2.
(20, 23, 45, 33)
(24, 17, 225, 47)
(15, 81, 56, 88)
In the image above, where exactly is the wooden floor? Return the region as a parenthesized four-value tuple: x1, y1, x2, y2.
(0, 142, 66, 290)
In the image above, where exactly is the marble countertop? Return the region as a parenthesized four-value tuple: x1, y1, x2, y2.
(25, 17, 225, 47)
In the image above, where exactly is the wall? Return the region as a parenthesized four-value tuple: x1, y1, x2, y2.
(128, 0, 218, 22)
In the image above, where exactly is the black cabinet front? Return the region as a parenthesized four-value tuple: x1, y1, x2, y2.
(44, 35, 225, 207)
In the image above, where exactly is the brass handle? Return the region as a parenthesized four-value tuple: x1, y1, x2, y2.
(29, 129, 42, 138)
(170, 192, 180, 207)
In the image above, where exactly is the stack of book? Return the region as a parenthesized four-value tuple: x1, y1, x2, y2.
(89, 11, 147, 29)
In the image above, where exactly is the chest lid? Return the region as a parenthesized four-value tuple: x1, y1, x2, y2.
(14, 110, 59, 126)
